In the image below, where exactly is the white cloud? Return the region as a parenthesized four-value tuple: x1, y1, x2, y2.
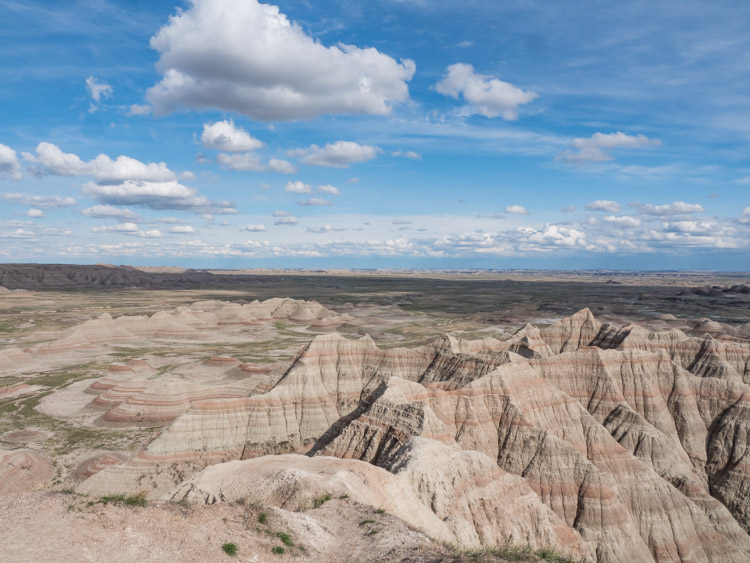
(23, 142, 176, 183)
(25, 208, 44, 218)
(146, 0, 415, 120)
(392, 219, 412, 225)
(240, 224, 266, 232)
(86, 76, 113, 112)
(83, 179, 237, 214)
(298, 197, 333, 206)
(561, 206, 576, 212)
(631, 201, 704, 216)
(391, 150, 422, 160)
(285, 181, 312, 194)
(170, 225, 196, 234)
(92, 222, 139, 233)
(741, 207, 750, 224)
(127, 104, 151, 117)
(307, 225, 348, 233)
(83, 205, 140, 221)
(1, 193, 76, 208)
(317, 184, 340, 195)
(274, 216, 299, 226)
(217, 152, 296, 173)
(505, 205, 529, 215)
(289, 141, 380, 168)
(347, 177, 359, 184)
(0, 143, 22, 180)
(602, 215, 641, 228)
(201, 120, 263, 152)
(585, 200, 622, 213)
(434, 63, 537, 120)
(559, 132, 661, 163)
(663, 220, 715, 233)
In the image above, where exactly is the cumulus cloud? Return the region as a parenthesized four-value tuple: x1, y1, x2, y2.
(127, 104, 151, 117)
(392, 219, 412, 225)
(21, 144, 235, 214)
(83, 205, 140, 221)
(434, 63, 537, 120)
(83, 179, 237, 214)
(298, 197, 333, 206)
(146, 0, 415, 120)
(630, 201, 704, 216)
(23, 142, 177, 183)
(92, 222, 139, 233)
(86, 76, 113, 112)
(740, 207, 750, 224)
(289, 141, 380, 168)
(25, 209, 44, 218)
(307, 225, 348, 233)
(558, 132, 661, 163)
(317, 184, 340, 195)
(217, 152, 296, 173)
(92, 223, 163, 238)
(201, 120, 263, 152)
(505, 205, 529, 215)
(585, 200, 622, 213)
(274, 216, 299, 226)
(285, 181, 312, 194)
(1, 192, 76, 208)
(602, 215, 641, 228)
(240, 224, 266, 232)
(0, 143, 22, 180)
(391, 150, 422, 160)
(170, 225, 196, 234)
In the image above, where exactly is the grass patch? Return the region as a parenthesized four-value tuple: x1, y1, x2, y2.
(359, 519, 375, 526)
(375, 508, 385, 514)
(258, 512, 268, 524)
(98, 491, 147, 507)
(221, 542, 238, 557)
(449, 543, 585, 563)
(339, 494, 349, 499)
(271, 546, 285, 555)
(275, 532, 294, 547)
(313, 492, 331, 508)
(365, 529, 379, 536)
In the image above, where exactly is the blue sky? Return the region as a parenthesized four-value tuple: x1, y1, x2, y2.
(1, 0, 749, 269)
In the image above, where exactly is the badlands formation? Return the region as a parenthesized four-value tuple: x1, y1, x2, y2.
(1, 286, 750, 561)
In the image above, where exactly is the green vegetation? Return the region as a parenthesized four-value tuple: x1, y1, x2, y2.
(338, 494, 349, 499)
(313, 492, 331, 508)
(375, 508, 385, 514)
(275, 532, 293, 547)
(221, 542, 238, 556)
(258, 512, 268, 524)
(365, 529, 379, 536)
(271, 546, 285, 555)
(359, 519, 375, 526)
(98, 491, 148, 507)
(449, 543, 585, 563)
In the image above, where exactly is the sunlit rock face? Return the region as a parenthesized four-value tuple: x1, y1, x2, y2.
(79, 308, 750, 563)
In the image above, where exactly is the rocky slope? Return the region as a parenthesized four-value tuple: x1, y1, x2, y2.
(70, 308, 750, 562)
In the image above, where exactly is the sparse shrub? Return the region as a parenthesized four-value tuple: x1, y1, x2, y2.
(258, 512, 268, 524)
(313, 492, 331, 508)
(339, 494, 349, 499)
(359, 519, 375, 526)
(272, 546, 285, 555)
(275, 532, 294, 547)
(375, 508, 385, 514)
(221, 542, 238, 556)
(366, 529, 379, 536)
(124, 491, 148, 507)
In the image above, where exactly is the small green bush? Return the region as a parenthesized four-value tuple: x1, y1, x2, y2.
(276, 532, 294, 547)
(258, 512, 268, 524)
(313, 492, 331, 508)
(375, 508, 385, 514)
(359, 519, 375, 526)
(221, 543, 238, 556)
(272, 546, 285, 555)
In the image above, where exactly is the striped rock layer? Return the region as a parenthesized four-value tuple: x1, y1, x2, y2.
(80, 308, 750, 563)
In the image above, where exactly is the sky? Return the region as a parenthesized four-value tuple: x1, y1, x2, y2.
(1, 0, 749, 270)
